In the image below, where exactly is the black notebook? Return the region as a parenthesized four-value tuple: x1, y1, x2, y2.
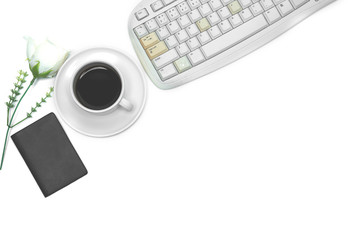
(12, 113, 87, 197)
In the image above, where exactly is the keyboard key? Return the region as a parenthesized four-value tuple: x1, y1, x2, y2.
(167, 7, 180, 21)
(145, 19, 159, 31)
(177, 2, 191, 15)
(207, 12, 221, 25)
(136, 8, 149, 20)
(175, 29, 190, 43)
(290, 0, 309, 8)
(189, 9, 202, 22)
(168, 21, 181, 34)
(163, 0, 176, 5)
(218, 6, 232, 20)
(239, 8, 253, 22)
(165, 35, 179, 48)
(209, 0, 223, 11)
(221, 0, 233, 4)
(201, 15, 268, 59)
(199, 3, 213, 16)
(187, 37, 201, 51)
(260, 0, 275, 10)
(186, 24, 201, 37)
(229, 14, 243, 27)
(134, 25, 149, 38)
(264, 7, 281, 24)
(188, 0, 202, 9)
(153, 49, 179, 69)
(176, 43, 191, 56)
(174, 56, 192, 73)
(250, 3, 264, 16)
(208, 25, 222, 39)
(157, 26, 171, 40)
(198, 31, 212, 44)
(219, 19, 233, 33)
(228, 1, 243, 15)
(146, 41, 169, 60)
(239, 0, 252, 8)
(277, 0, 294, 16)
(273, 0, 286, 4)
(188, 49, 206, 65)
(197, 18, 211, 32)
(140, 32, 160, 49)
(156, 13, 170, 26)
(159, 64, 178, 80)
(151, 1, 164, 12)
(178, 15, 192, 28)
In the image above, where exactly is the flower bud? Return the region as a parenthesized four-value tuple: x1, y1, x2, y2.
(25, 37, 69, 79)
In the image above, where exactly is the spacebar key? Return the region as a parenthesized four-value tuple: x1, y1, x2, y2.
(201, 15, 268, 59)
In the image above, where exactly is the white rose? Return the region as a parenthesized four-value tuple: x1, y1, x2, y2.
(25, 37, 69, 79)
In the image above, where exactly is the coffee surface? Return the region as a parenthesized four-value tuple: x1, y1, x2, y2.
(75, 65, 122, 110)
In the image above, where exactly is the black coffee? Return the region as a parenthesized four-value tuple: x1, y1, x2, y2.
(74, 63, 122, 110)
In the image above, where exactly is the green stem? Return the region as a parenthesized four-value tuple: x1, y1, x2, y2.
(0, 77, 35, 170)
(10, 117, 29, 129)
(6, 74, 26, 126)
(7, 108, 9, 126)
(10, 89, 52, 128)
(0, 127, 10, 170)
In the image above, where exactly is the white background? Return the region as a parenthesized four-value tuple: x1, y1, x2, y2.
(0, 0, 359, 239)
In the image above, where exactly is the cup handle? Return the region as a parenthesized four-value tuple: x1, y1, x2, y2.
(119, 98, 133, 111)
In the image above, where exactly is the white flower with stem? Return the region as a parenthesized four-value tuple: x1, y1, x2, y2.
(0, 37, 69, 170)
(26, 37, 69, 80)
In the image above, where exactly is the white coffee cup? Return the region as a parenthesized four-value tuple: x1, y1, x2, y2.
(70, 62, 133, 114)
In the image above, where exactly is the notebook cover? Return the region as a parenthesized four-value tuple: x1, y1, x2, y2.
(11, 113, 87, 197)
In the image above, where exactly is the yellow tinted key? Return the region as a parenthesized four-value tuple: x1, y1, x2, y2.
(196, 18, 211, 32)
(228, 1, 242, 15)
(140, 32, 160, 49)
(146, 41, 168, 60)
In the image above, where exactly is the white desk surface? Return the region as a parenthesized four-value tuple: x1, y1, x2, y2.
(1, 1, 359, 239)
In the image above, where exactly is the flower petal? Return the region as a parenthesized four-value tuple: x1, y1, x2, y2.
(31, 39, 69, 78)
(24, 36, 38, 60)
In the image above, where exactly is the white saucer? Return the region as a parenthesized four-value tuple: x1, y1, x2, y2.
(54, 47, 147, 137)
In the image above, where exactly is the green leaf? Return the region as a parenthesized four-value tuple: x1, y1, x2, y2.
(18, 86, 24, 90)
(11, 89, 20, 96)
(38, 69, 53, 78)
(46, 93, 51, 98)
(31, 107, 37, 113)
(41, 98, 46, 103)
(36, 102, 41, 108)
(5, 102, 14, 108)
(30, 61, 40, 78)
(27, 113, 32, 118)
(50, 87, 54, 92)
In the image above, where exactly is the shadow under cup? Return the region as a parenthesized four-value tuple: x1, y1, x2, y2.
(73, 63, 123, 111)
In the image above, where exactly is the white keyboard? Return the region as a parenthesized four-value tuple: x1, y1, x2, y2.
(129, 0, 336, 89)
